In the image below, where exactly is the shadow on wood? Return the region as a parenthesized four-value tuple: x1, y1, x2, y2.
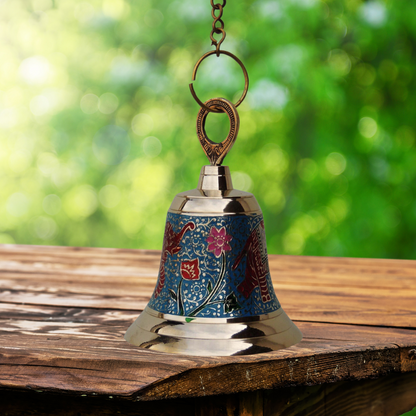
(1, 372, 415, 416)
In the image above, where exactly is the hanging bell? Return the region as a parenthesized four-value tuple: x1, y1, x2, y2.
(125, 96, 302, 356)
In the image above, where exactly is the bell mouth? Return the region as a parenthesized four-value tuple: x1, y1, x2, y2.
(125, 306, 302, 356)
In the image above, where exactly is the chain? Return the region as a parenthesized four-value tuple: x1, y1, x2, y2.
(189, 0, 249, 114)
(210, 0, 226, 56)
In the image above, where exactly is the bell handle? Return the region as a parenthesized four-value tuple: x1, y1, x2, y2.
(196, 97, 240, 166)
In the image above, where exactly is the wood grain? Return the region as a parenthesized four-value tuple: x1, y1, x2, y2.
(263, 372, 416, 416)
(0, 244, 415, 405)
(240, 391, 263, 416)
(0, 317, 415, 399)
(0, 245, 415, 328)
(0, 373, 415, 416)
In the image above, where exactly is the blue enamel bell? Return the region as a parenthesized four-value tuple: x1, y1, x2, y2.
(125, 96, 302, 356)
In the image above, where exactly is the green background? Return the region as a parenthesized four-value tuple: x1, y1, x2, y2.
(0, 0, 415, 260)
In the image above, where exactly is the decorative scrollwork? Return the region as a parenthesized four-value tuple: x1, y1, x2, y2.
(196, 97, 240, 166)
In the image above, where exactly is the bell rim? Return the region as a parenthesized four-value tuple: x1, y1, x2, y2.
(124, 306, 302, 356)
(145, 305, 282, 324)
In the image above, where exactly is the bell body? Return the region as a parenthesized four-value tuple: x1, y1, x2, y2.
(125, 166, 302, 356)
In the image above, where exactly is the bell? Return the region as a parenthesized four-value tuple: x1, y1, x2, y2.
(125, 97, 302, 356)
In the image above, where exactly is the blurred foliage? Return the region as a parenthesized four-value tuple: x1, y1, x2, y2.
(402, 407, 416, 416)
(0, 0, 415, 259)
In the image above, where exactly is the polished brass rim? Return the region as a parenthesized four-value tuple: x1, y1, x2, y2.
(146, 305, 282, 324)
(125, 306, 303, 356)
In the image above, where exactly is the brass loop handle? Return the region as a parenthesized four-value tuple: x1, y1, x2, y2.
(196, 97, 240, 166)
(189, 50, 249, 113)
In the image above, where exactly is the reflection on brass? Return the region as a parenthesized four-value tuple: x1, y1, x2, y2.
(125, 166, 303, 356)
(169, 166, 262, 215)
(196, 97, 239, 166)
(125, 306, 302, 357)
(189, 50, 249, 113)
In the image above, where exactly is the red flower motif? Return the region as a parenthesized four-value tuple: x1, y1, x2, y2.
(180, 259, 200, 280)
(207, 227, 232, 257)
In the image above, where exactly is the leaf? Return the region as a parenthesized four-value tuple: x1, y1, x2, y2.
(168, 289, 177, 301)
(185, 318, 195, 323)
(207, 281, 213, 293)
(224, 292, 242, 314)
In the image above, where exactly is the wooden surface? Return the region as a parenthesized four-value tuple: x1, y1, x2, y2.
(0, 244, 416, 414)
(2, 373, 416, 416)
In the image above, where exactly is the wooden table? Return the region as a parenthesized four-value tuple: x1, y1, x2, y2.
(1, 245, 415, 416)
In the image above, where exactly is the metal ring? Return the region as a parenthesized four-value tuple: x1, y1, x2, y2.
(211, 0, 226, 8)
(211, 4, 223, 20)
(196, 97, 240, 166)
(189, 50, 249, 113)
(212, 18, 224, 31)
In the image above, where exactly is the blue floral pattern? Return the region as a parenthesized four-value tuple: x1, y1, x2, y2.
(148, 212, 281, 318)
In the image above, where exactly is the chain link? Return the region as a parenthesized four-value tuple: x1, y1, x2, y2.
(190, 0, 249, 112)
(210, 1, 227, 56)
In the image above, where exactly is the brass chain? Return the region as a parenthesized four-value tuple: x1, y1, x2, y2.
(210, 0, 226, 56)
(189, 0, 249, 114)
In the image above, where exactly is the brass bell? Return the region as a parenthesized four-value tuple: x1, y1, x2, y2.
(125, 96, 302, 356)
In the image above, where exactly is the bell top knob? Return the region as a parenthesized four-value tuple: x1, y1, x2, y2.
(197, 165, 233, 191)
(169, 165, 261, 215)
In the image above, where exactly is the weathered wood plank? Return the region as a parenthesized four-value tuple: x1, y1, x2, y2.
(1, 245, 416, 286)
(0, 289, 149, 310)
(1, 372, 415, 416)
(2, 302, 416, 344)
(264, 372, 416, 416)
(0, 388, 196, 416)
(0, 245, 415, 329)
(239, 391, 263, 416)
(0, 303, 139, 325)
(0, 245, 415, 405)
(1, 283, 415, 329)
(0, 316, 415, 400)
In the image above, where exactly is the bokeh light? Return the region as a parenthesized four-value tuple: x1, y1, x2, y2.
(0, 0, 415, 260)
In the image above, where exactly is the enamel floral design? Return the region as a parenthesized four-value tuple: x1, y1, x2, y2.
(180, 259, 200, 281)
(207, 226, 232, 257)
(149, 213, 280, 318)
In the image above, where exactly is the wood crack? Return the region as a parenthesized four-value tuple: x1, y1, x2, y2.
(293, 319, 416, 331)
(0, 363, 105, 372)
